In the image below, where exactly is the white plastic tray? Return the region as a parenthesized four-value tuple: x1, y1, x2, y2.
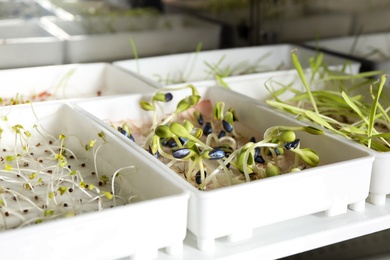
(0, 1, 53, 20)
(113, 44, 360, 88)
(0, 62, 156, 103)
(40, 0, 114, 20)
(217, 70, 390, 207)
(0, 102, 189, 260)
(0, 20, 63, 69)
(74, 86, 374, 252)
(305, 32, 390, 73)
(41, 14, 221, 63)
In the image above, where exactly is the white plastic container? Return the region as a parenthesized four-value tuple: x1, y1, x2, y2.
(74, 86, 374, 251)
(40, 0, 113, 20)
(0, 102, 189, 260)
(0, 62, 156, 103)
(0, 20, 63, 69)
(113, 44, 360, 88)
(217, 70, 390, 207)
(0, 1, 53, 20)
(305, 32, 390, 74)
(41, 14, 221, 63)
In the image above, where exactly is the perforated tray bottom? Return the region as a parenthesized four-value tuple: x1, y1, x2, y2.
(282, 228, 390, 260)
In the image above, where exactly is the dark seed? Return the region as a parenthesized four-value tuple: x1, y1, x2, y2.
(203, 122, 212, 135)
(98, 181, 103, 186)
(39, 159, 43, 163)
(254, 147, 260, 158)
(255, 155, 265, 164)
(49, 140, 53, 145)
(34, 195, 39, 200)
(218, 130, 226, 139)
(23, 162, 29, 167)
(3, 149, 6, 152)
(178, 137, 187, 145)
(70, 155, 75, 159)
(172, 148, 191, 159)
(167, 138, 178, 148)
(222, 120, 233, 133)
(68, 188, 73, 192)
(5, 212, 9, 217)
(195, 171, 206, 185)
(284, 139, 300, 150)
(64, 203, 68, 207)
(23, 209, 28, 213)
(118, 127, 135, 142)
(197, 113, 204, 125)
(161, 138, 169, 146)
(148, 145, 159, 158)
(81, 163, 86, 167)
(91, 172, 96, 175)
(274, 148, 280, 156)
(250, 136, 256, 143)
(164, 93, 173, 102)
(208, 149, 225, 160)
(47, 170, 52, 174)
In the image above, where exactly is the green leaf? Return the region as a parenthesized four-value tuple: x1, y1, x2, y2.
(291, 51, 318, 113)
(341, 91, 368, 124)
(215, 75, 231, 89)
(368, 75, 387, 148)
(304, 110, 336, 131)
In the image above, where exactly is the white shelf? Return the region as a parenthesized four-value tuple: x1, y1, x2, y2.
(150, 196, 390, 260)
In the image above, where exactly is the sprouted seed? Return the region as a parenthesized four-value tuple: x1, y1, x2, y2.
(266, 50, 390, 152)
(0, 104, 138, 231)
(112, 85, 323, 190)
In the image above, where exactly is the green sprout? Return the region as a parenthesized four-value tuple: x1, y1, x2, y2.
(116, 85, 323, 190)
(0, 102, 138, 231)
(266, 51, 390, 152)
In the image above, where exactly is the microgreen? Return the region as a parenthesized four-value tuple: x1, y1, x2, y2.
(0, 105, 138, 231)
(266, 52, 390, 152)
(130, 38, 139, 74)
(154, 49, 284, 86)
(115, 85, 323, 190)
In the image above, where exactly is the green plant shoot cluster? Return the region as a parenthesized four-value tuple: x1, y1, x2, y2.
(0, 104, 137, 230)
(266, 51, 390, 152)
(117, 85, 323, 190)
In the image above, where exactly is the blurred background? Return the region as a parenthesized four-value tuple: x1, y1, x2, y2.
(3, 0, 390, 68)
